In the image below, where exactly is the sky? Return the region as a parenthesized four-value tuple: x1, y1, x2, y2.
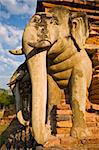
(0, 0, 37, 89)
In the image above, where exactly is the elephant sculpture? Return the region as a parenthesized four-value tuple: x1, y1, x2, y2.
(9, 7, 92, 144)
(8, 62, 30, 126)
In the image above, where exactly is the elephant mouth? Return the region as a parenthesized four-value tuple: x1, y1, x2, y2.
(27, 40, 52, 62)
(28, 40, 52, 49)
(38, 40, 52, 48)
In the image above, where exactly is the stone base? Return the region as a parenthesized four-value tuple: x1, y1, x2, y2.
(43, 136, 99, 149)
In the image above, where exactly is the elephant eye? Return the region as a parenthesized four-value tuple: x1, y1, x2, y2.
(33, 15, 41, 23)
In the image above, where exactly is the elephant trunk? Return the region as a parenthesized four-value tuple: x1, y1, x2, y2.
(14, 82, 29, 126)
(27, 51, 51, 144)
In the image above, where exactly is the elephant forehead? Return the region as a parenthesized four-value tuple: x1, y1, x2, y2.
(30, 11, 64, 27)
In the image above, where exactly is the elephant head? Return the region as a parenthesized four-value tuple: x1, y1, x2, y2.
(9, 7, 90, 144)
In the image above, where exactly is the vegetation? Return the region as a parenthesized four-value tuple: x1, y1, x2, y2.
(0, 123, 9, 135)
(0, 89, 14, 107)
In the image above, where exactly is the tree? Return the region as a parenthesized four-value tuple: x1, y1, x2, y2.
(0, 90, 14, 107)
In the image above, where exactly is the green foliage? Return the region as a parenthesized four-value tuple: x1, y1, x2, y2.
(0, 90, 14, 106)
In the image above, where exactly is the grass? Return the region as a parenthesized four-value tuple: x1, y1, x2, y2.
(0, 123, 9, 135)
(0, 110, 4, 119)
(0, 123, 10, 147)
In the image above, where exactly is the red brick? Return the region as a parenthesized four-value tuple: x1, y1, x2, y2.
(90, 99, 99, 104)
(56, 114, 72, 121)
(60, 137, 79, 146)
(57, 104, 71, 110)
(86, 116, 96, 122)
(57, 110, 72, 115)
(57, 127, 70, 134)
(86, 112, 96, 118)
(56, 134, 65, 138)
(44, 137, 60, 148)
(89, 127, 99, 135)
(87, 122, 97, 127)
(57, 121, 72, 128)
(92, 104, 99, 110)
(57, 133, 70, 138)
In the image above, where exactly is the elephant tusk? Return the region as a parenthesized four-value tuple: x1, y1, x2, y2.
(9, 48, 23, 55)
(17, 110, 29, 126)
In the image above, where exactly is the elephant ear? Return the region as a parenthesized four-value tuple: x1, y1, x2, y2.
(71, 12, 89, 50)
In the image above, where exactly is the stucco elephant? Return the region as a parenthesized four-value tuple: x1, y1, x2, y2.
(9, 7, 92, 144)
(8, 62, 30, 126)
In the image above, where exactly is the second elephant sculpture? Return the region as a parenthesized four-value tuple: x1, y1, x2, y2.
(9, 7, 92, 145)
(9, 62, 30, 126)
